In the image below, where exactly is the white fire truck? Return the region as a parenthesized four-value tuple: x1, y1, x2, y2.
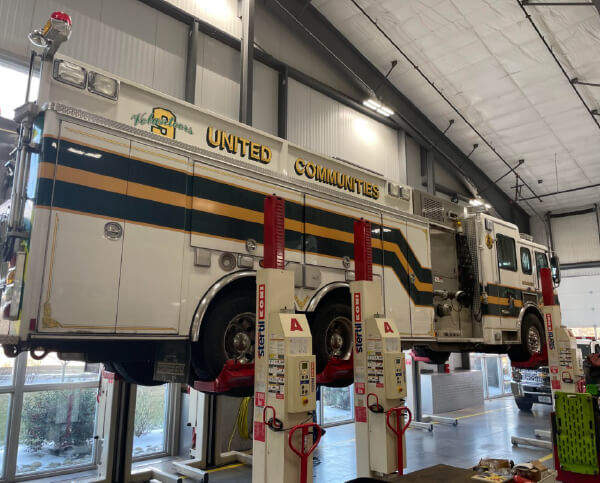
(0, 15, 560, 390)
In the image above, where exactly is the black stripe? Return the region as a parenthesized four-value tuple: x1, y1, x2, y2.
(191, 210, 303, 250)
(50, 180, 126, 220)
(487, 284, 523, 300)
(56, 139, 129, 180)
(305, 205, 356, 233)
(193, 175, 304, 223)
(129, 157, 190, 195)
(384, 227, 432, 284)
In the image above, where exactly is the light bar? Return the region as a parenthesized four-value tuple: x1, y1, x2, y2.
(363, 98, 394, 117)
(53, 60, 86, 89)
(88, 71, 119, 100)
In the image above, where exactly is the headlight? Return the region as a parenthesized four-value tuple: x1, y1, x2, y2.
(88, 71, 119, 100)
(53, 60, 86, 88)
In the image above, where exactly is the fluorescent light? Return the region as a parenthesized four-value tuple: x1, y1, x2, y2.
(379, 106, 394, 116)
(376, 108, 392, 117)
(363, 98, 393, 117)
(469, 198, 483, 207)
(363, 99, 381, 110)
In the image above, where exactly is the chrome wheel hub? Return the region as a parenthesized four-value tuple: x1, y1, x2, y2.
(224, 312, 255, 363)
(526, 326, 542, 353)
(325, 315, 352, 360)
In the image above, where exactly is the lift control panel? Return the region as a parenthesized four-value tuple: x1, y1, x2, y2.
(384, 352, 406, 399)
(287, 354, 316, 413)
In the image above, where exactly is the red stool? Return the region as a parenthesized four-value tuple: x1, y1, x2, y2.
(386, 406, 412, 475)
(288, 422, 323, 483)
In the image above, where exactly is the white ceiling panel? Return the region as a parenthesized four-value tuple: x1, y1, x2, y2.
(314, 0, 600, 215)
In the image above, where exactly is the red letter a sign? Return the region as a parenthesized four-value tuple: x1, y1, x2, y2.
(383, 321, 394, 334)
(290, 318, 303, 331)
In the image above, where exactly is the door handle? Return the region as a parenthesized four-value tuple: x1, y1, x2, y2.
(409, 273, 416, 284)
(104, 222, 123, 240)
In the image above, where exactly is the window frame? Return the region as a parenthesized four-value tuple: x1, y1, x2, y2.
(496, 234, 517, 272)
(520, 247, 533, 275)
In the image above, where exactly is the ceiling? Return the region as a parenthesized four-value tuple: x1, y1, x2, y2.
(313, 0, 600, 216)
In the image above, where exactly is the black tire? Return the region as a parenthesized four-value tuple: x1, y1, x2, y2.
(414, 347, 450, 365)
(192, 289, 255, 382)
(515, 396, 534, 411)
(112, 361, 164, 387)
(310, 301, 353, 374)
(509, 313, 545, 363)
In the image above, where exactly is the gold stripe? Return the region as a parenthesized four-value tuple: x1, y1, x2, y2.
(487, 296, 523, 308)
(192, 197, 303, 233)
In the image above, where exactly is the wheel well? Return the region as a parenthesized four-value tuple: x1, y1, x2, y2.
(521, 306, 543, 327)
(193, 275, 256, 340)
(309, 287, 350, 314)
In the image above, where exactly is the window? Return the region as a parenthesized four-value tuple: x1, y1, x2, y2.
(496, 234, 517, 271)
(536, 252, 548, 271)
(520, 247, 532, 275)
(132, 385, 168, 459)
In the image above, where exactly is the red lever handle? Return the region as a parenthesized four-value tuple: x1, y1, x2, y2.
(288, 422, 323, 483)
(367, 392, 383, 413)
(263, 405, 282, 430)
(386, 406, 412, 475)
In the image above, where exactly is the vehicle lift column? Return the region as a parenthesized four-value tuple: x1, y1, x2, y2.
(511, 267, 585, 451)
(351, 219, 411, 478)
(252, 195, 321, 483)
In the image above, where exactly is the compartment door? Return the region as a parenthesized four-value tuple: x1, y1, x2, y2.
(115, 142, 190, 334)
(191, 163, 303, 263)
(304, 195, 382, 276)
(38, 122, 129, 332)
(381, 216, 411, 337)
(406, 221, 434, 338)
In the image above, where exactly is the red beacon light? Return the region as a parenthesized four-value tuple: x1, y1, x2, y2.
(28, 11, 72, 56)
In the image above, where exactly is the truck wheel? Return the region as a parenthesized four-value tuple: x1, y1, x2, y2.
(192, 290, 256, 382)
(112, 361, 164, 386)
(509, 313, 545, 363)
(515, 396, 533, 411)
(414, 347, 450, 364)
(311, 301, 353, 373)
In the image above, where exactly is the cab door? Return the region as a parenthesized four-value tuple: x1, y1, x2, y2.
(518, 245, 535, 290)
(38, 122, 129, 332)
(115, 142, 189, 334)
(492, 222, 520, 326)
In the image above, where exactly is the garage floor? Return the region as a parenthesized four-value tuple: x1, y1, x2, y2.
(209, 396, 554, 483)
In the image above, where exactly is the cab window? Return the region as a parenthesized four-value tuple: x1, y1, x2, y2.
(520, 247, 532, 275)
(535, 252, 548, 271)
(496, 234, 517, 271)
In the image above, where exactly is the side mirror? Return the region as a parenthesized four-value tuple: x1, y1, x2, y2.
(550, 255, 561, 286)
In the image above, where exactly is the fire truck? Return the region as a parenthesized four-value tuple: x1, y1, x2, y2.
(0, 13, 560, 390)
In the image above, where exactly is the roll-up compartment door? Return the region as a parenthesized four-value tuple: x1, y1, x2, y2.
(38, 122, 130, 333)
(191, 162, 303, 263)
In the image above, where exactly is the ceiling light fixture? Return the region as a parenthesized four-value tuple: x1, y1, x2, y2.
(363, 98, 394, 117)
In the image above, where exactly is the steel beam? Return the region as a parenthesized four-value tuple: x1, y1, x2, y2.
(265, 0, 530, 233)
(240, 0, 255, 125)
(278, 66, 288, 138)
(185, 20, 198, 104)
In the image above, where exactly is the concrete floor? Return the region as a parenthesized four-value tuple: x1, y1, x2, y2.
(209, 396, 554, 482)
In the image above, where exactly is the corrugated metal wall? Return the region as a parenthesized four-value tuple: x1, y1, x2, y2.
(551, 212, 600, 263)
(195, 31, 278, 135)
(0, 0, 187, 99)
(287, 79, 404, 184)
(165, 0, 241, 37)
